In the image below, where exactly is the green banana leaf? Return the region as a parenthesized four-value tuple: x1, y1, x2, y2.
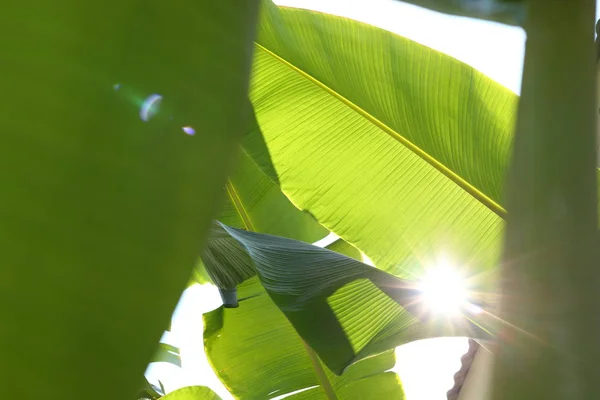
(246, 1, 600, 282)
(193, 140, 327, 291)
(151, 343, 182, 368)
(160, 386, 222, 400)
(192, 149, 326, 287)
(248, 0, 513, 286)
(138, 377, 164, 400)
(204, 277, 406, 399)
(0, 2, 259, 399)
(203, 223, 376, 399)
(218, 110, 326, 241)
(203, 223, 490, 379)
(199, 221, 357, 291)
(192, 103, 327, 287)
(325, 236, 362, 261)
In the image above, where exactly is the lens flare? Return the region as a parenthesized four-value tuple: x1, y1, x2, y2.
(418, 259, 468, 316)
(140, 94, 163, 122)
(182, 126, 196, 135)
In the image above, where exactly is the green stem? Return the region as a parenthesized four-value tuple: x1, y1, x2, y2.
(493, 1, 599, 399)
(301, 339, 338, 400)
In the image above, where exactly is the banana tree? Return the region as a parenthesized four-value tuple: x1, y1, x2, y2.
(194, 1, 600, 399)
(191, 0, 510, 398)
(122, 0, 599, 398)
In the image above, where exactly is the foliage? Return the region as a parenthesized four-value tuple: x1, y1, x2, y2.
(250, 0, 517, 287)
(203, 240, 406, 399)
(139, 386, 222, 400)
(195, 0, 517, 397)
(203, 223, 490, 372)
(5, 0, 596, 398)
(151, 342, 182, 368)
(200, 219, 491, 398)
(196, 2, 600, 399)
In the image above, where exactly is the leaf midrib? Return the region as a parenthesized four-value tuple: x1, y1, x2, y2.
(253, 42, 507, 219)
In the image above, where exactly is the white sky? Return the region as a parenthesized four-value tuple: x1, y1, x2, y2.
(147, 1, 600, 399)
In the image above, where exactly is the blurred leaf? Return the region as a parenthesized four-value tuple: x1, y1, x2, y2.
(0, 1, 260, 399)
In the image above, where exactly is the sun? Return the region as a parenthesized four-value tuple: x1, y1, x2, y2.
(418, 258, 468, 317)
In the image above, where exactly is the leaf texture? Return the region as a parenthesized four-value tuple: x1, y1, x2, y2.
(217, 103, 325, 242)
(204, 277, 405, 399)
(200, 222, 256, 289)
(249, 0, 518, 283)
(194, 104, 327, 287)
(206, 223, 490, 376)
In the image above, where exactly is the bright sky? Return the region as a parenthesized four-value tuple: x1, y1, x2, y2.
(147, 1, 599, 399)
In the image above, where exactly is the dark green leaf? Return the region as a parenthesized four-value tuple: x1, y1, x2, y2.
(204, 278, 405, 399)
(201, 222, 255, 290)
(214, 223, 491, 374)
